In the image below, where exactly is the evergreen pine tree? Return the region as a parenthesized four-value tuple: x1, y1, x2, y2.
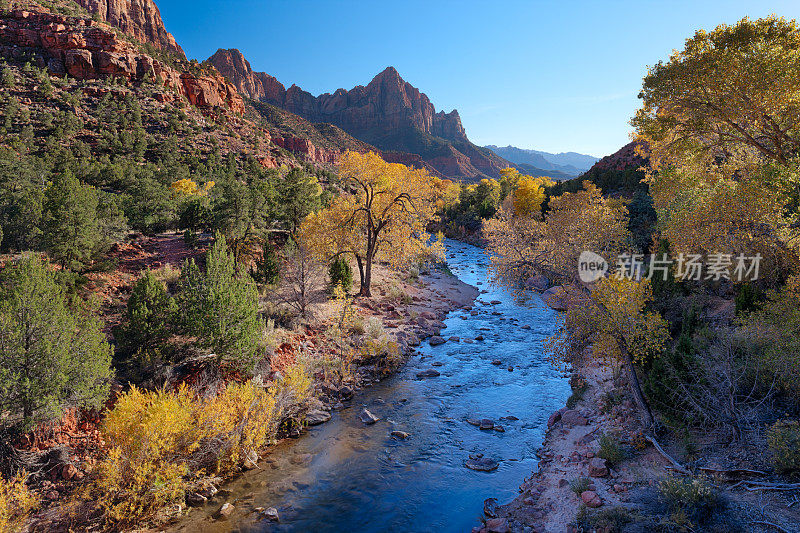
(42, 172, 101, 270)
(179, 233, 262, 370)
(117, 271, 176, 360)
(0, 256, 113, 430)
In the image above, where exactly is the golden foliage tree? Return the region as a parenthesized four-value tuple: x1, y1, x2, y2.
(299, 151, 443, 296)
(633, 16, 800, 170)
(632, 16, 800, 277)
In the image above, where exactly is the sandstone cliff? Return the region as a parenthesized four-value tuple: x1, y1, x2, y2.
(0, 9, 242, 115)
(74, 0, 185, 58)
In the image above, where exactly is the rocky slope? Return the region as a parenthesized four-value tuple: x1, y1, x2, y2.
(74, 0, 185, 58)
(209, 48, 511, 181)
(0, 8, 241, 114)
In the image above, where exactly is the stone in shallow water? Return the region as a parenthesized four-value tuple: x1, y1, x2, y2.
(255, 506, 279, 522)
(391, 430, 410, 439)
(416, 368, 441, 378)
(479, 419, 494, 430)
(465, 456, 499, 472)
(429, 335, 446, 346)
(217, 502, 235, 519)
(359, 408, 380, 424)
(483, 497, 499, 517)
(306, 409, 331, 426)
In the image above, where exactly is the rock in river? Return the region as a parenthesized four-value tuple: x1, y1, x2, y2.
(391, 430, 410, 439)
(429, 335, 446, 346)
(256, 506, 280, 522)
(483, 497, 499, 517)
(479, 419, 494, 430)
(217, 502, 235, 519)
(416, 368, 441, 378)
(360, 408, 380, 425)
(306, 409, 331, 426)
(465, 456, 499, 472)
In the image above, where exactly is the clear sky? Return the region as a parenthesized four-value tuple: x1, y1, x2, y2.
(157, 0, 800, 158)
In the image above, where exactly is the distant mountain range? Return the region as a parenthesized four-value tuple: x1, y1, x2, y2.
(485, 145, 599, 178)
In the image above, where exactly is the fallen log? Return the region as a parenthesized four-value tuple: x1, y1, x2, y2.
(646, 435, 690, 475)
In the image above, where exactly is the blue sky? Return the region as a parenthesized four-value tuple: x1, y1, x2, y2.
(157, 0, 800, 157)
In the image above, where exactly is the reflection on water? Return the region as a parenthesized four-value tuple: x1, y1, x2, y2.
(171, 240, 569, 533)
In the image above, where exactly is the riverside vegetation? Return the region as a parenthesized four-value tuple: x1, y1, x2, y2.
(0, 1, 798, 532)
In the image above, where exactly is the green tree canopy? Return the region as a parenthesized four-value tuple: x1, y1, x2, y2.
(42, 171, 102, 270)
(0, 256, 113, 430)
(179, 233, 263, 370)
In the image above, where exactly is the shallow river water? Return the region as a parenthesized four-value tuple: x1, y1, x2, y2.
(172, 240, 569, 533)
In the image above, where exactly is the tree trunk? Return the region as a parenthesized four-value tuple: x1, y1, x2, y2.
(355, 255, 366, 296)
(359, 255, 373, 297)
(624, 356, 655, 428)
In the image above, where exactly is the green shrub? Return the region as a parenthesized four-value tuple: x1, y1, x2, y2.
(767, 419, 800, 473)
(598, 433, 628, 465)
(328, 257, 352, 293)
(182, 228, 198, 248)
(116, 270, 177, 360)
(253, 242, 280, 285)
(566, 374, 587, 409)
(658, 475, 718, 525)
(179, 233, 263, 371)
(575, 506, 635, 532)
(569, 476, 590, 496)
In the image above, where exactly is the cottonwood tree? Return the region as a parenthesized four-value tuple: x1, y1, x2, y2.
(0, 256, 113, 430)
(632, 16, 800, 278)
(485, 183, 669, 427)
(179, 233, 263, 370)
(299, 151, 443, 296)
(633, 16, 800, 171)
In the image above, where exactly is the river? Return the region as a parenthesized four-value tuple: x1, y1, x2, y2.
(171, 239, 569, 532)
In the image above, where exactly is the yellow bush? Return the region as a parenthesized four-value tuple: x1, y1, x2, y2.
(767, 419, 800, 473)
(93, 386, 196, 526)
(93, 447, 187, 526)
(283, 362, 313, 405)
(102, 385, 198, 460)
(0, 472, 37, 533)
(89, 376, 316, 526)
(196, 381, 278, 474)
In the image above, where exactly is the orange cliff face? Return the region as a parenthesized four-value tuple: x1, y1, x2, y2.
(74, 0, 186, 58)
(0, 9, 244, 116)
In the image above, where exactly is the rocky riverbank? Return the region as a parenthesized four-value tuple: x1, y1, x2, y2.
(475, 353, 651, 533)
(150, 263, 479, 531)
(476, 345, 800, 533)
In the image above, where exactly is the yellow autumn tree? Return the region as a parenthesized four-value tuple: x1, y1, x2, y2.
(170, 178, 214, 198)
(486, 182, 668, 426)
(512, 175, 554, 216)
(632, 16, 800, 276)
(299, 151, 443, 296)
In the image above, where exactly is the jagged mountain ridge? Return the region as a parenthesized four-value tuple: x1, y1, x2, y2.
(209, 48, 512, 181)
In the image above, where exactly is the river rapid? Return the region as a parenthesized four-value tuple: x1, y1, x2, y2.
(171, 239, 569, 533)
